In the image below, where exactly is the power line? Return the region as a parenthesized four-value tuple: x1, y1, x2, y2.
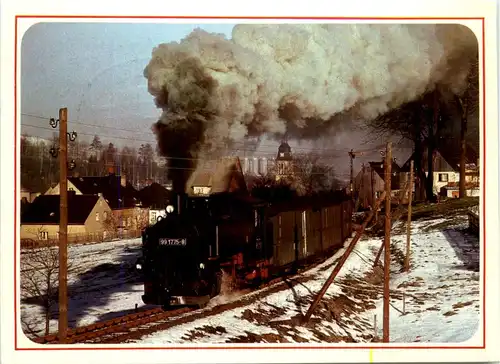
(21, 124, 355, 156)
(21, 113, 357, 154)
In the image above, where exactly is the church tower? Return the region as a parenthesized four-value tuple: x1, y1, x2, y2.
(275, 139, 293, 182)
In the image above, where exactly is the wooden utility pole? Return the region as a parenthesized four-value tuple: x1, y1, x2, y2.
(58, 108, 68, 342)
(348, 149, 355, 194)
(303, 191, 387, 323)
(405, 160, 414, 272)
(383, 141, 392, 343)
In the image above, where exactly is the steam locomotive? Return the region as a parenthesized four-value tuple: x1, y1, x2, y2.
(136, 191, 352, 309)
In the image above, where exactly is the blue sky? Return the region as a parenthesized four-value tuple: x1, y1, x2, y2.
(20, 22, 236, 147)
(19, 22, 409, 176)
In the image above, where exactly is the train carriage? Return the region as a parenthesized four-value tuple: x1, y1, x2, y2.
(137, 190, 353, 309)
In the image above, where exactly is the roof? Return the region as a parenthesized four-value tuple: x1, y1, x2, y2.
(138, 182, 173, 209)
(21, 194, 100, 225)
(368, 160, 402, 189)
(401, 139, 478, 172)
(187, 157, 248, 195)
(67, 174, 139, 209)
(441, 182, 480, 190)
(276, 142, 292, 161)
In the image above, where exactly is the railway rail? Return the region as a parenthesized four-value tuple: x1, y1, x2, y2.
(33, 245, 344, 344)
(33, 307, 192, 344)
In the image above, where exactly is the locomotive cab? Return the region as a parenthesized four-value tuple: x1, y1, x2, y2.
(139, 207, 222, 309)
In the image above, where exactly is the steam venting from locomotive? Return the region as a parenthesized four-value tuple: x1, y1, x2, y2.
(144, 24, 478, 192)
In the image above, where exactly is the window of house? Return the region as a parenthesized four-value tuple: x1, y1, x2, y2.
(438, 173, 449, 182)
(69, 188, 74, 191)
(103, 211, 108, 220)
(96, 212, 100, 221)
(39, 231, 48, 240)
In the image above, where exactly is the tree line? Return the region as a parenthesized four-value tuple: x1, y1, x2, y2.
(20, 133, 167, 193)
(367, 57, 479, 201)
(245, 152, 345, 200)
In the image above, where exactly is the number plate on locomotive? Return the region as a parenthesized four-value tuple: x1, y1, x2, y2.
(159, 238, 187, 246)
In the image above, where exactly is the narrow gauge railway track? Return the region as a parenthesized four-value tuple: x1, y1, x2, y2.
(33, 307, 192, 344)
(34, 245, 345, 344)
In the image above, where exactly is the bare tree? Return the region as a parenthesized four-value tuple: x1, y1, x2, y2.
(135, 209, 151, 231)
(103, 212, 119, 235)
(247, 152, 342, 199)
(291, 152, 342, 195)
(367, 91, 447, 202)
(454, 58, 479, 198)
(247, 172, 297, 201)
(20, 238, 73, 338)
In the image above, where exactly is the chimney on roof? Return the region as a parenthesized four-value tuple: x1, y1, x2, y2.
(121, 174, 126, 187)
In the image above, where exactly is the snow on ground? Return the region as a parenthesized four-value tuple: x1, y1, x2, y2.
(20, 209, 481, 344)
(20, 238, 147, 337)
(136, 216, 480, 344)
(136, 237, 383, 344)
(366, 218, 480, 343)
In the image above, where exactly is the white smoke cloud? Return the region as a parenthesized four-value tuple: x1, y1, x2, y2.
(144, 23, 478, 190)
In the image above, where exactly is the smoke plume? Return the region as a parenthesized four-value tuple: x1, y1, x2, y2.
(144, 23, 478, 191)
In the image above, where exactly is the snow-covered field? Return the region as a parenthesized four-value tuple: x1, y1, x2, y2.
(20, 213, 481, 344)
(20, 238, 148, 336)
(367, 218, 480, 343)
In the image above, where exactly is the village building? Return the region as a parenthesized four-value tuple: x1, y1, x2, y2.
(20, 192, 113, 241)
(353, 159, 402, 209)
(186, 157, 248, 197)
(400, 139, 479, 198)
(20, 186, 42, 203)
(138, 182, 173, 225)
(44, 173, 148, 232)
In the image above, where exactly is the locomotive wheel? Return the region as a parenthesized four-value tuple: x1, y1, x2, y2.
(216, 272, 222, 296)
(197, 302, 208, 309)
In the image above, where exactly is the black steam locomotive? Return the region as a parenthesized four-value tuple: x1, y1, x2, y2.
(136, 191, 352, 309)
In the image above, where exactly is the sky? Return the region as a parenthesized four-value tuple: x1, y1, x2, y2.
(20, 22, 412, 180)
(21, 22, 236, 147)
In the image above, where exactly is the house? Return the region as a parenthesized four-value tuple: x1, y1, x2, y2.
(400, 139, 479, 197)
(21, 186, 41, 203)
(20, 192, 113, 241)
(138, 182, 173, 225)
(186, 157, 248, 197)
(440, 181, 480, 198)
(354, 160, 402, 208)
(45, 173, 148, 232)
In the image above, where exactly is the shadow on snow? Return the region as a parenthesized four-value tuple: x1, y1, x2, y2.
(441, 227, 480, 272)
(22, 242, 158, 331)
